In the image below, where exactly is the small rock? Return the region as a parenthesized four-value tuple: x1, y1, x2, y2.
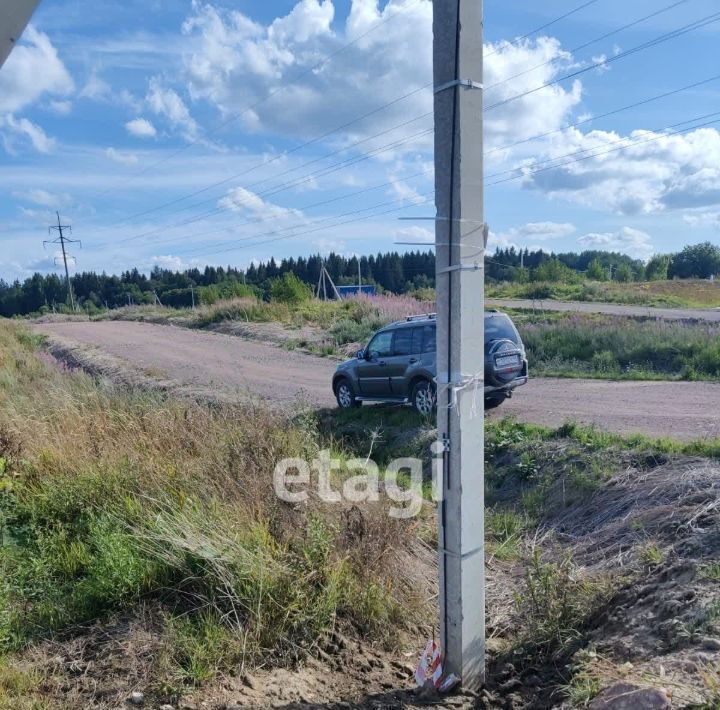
(588, 683, 670, 710)
(128, 691, 145, 706)
(159, 705, 174, 710)
(701, 637, 720, 651)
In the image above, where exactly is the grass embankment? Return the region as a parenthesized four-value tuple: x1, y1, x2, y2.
(514, 312, 720, 381)
(99, 293, 435, 357)
(487, 278, 720, 308)
(0, 322, 420, 706)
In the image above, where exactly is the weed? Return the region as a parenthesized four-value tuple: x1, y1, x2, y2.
(514, 549, 614, 661)
(701, 563, 720, 581)
(486, 509, 529, 561)
(638, 542, 665, 568)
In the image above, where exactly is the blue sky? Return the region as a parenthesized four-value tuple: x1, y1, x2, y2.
(1, 0, 719, 281)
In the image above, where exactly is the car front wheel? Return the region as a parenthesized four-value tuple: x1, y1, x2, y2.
(412, 380, 436, 415)
(335, 379, 360, 409)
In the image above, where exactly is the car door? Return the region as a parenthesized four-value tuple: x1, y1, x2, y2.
(388, 327, 424, 397)
(356, 330, 394, 396)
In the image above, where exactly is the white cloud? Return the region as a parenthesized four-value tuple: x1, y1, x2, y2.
(1, 115, 55, 153)
(0, 27, 74, 113)
(488, 221, 576, 251)
(396, 226, 433, 244)
(48, 100, 73, 115)
(521, 126, 720, 216)
(125, 117, 157, 138)
(218, 187, 303, 223)
(578, 227, 654, 260)
(177, 0, 583, 171)
(79, 72, 112, 101)
(13, 189, 72, 208)
(106, 147, 139, 165)
(151, 255, 188, 271)
(684, 211, 720, 230)
(389, 177, 425, 204)
(512, 221, 576, 240)
(484, 38, 582, 153)
(146, 78, 199, 139)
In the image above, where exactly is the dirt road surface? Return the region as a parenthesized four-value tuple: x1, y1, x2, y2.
(487, 298, 720, 321)
(35, 320, 720, 441)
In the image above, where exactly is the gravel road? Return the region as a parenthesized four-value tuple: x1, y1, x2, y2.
(487, 298, 720, 321)
(35, 320, 720, 441)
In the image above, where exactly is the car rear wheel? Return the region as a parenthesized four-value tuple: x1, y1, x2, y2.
(336, 379, 361, 409)
(484, 395, 506, 410)
(412, 380, 436, 415)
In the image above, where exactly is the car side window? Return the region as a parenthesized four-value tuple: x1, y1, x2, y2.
(367, 331, 393, 359)
(423, 325, 436, 353)
(393, 328, 414, 356)
(411, 327, 424, 354)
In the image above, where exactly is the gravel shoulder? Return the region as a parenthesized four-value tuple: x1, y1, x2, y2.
(487, 297, 720, 321)
(34, 320, 720, 441)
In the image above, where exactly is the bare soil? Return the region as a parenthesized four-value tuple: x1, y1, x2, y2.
(11, 453, 720, 709)
(34, 320, 720, 441)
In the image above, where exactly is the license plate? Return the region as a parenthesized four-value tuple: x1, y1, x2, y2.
(495, 355, 520, 369)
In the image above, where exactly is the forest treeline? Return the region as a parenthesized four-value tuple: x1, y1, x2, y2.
(1, 241, 718, 317)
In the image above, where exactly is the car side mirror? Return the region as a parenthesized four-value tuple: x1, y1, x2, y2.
(356, 349, 365, 359)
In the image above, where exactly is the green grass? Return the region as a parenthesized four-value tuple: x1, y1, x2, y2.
(0, 321, 415, 694)
(487, 278, 720, 308)
(700, 563, 720, 581)
(514, 312, 720, 381)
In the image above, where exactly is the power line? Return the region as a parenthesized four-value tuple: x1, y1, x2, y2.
(105, 0, 619, 229)
(175, 191, 436, 258)
(113, 168, 436, 252)
(102, 73, 720, 255)
(101, 125, 434, 247)
(487, 112, 720, 188)
(484, 0, 692, 95)
(485, 10, 720, 114)
(110, 8, 719, 244)
(486, 72, 720, 156)
(183, 111, 720, 257)
(113, 90, 434, 227)
(484, 0, 602, 58)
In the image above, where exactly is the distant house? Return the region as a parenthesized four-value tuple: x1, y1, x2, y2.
(336, 285, 377, 299)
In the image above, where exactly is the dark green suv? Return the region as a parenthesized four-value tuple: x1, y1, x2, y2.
(332, 311, 528, 414)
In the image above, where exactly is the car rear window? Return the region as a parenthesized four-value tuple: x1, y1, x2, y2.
(485, 314, 519, 344)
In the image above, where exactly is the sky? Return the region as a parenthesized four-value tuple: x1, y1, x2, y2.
(0, 0, 719, 282)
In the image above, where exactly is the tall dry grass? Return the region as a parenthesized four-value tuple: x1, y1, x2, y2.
(0, 322, 419, 685)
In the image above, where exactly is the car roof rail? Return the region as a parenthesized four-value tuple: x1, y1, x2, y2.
(405, 312, 437, 322)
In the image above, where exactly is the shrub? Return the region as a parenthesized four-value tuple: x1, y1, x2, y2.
(270, 273, 313, 304)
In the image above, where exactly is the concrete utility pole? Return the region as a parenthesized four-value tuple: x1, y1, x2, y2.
(433, 0, 486, 690)
(45, 212, 80, 312)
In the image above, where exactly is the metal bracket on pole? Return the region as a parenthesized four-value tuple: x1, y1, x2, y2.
(438, 545, 484, 560)
(433, 79, 483, 94)
(437, 262, 483, 275)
